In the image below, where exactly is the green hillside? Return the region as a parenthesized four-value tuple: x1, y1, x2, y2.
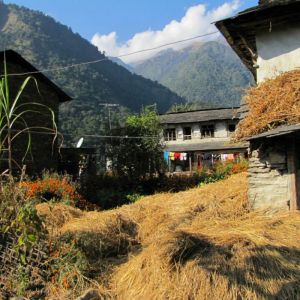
(133, 41, 254, 108)
(0, 3, 184, 143)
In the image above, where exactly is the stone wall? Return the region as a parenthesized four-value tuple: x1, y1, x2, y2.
(248, 140, 290, 210)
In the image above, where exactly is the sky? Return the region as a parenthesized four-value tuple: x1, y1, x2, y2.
(5, 0, 257, 63)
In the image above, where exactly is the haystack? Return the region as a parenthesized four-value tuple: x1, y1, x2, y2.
(52, 173, 300, 299)
(235, 70, 300, 140)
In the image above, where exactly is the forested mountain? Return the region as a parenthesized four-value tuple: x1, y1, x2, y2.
(0, 2, 184, 144)
(133, 41, 254, 108)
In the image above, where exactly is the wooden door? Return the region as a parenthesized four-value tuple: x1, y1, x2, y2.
(296, 139, 300, 210)
(287, 137, 300, 210)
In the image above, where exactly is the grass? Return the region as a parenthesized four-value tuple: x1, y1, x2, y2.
(39, 173, 300, 299)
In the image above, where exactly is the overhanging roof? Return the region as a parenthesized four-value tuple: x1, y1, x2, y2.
(247, 124, 300, 140)
(0, 50, 72, 103)
(215, 0, 300, 77)
(160, 107, 239, 124)
(164, 141, 248, 152)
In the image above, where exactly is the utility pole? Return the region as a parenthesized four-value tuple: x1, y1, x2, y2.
(99, 103, 119, 172)
(99, 103, 119, 132)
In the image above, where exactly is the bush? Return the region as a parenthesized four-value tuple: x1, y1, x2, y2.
(19, 172, 98, 210)
(20, 173, 81, 204)
(0, 178, 49, 298)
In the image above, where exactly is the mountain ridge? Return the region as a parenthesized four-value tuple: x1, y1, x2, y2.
(132, 41, 254, 108)
(0, 2, 185, 142)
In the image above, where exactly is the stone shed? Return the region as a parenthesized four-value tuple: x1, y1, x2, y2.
(0, 50, 72, 174)
(247, 125, 300, 210)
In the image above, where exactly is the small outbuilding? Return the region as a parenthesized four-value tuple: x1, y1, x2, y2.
(0, 50, 72, 174)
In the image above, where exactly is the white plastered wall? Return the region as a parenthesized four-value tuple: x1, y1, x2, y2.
(256, 24, 300, 83)
(214, 121, 228, 138)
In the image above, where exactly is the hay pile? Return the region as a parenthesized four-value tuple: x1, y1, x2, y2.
(53, 173, 300, 300)
(235, 70, 300, 140)
(36, 203, 83, 233)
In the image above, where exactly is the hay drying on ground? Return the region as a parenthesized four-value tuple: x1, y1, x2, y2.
(43, 173, 300, 299)
(235, 70, 300, 140)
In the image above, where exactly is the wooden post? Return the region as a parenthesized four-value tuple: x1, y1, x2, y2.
(287, 137, 298, 210)
(189, 154, 192, 174)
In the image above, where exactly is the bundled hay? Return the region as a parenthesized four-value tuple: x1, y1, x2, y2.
(36, 203, 83, 234)
(235, 70, 300, 140)
(47, 174, 300, 299)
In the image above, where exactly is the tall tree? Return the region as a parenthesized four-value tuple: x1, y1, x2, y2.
(107, 107, 164, 180)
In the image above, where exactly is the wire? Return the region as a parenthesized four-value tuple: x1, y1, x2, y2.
(3, 31, 219, 77)
(7, 128, 159, 139)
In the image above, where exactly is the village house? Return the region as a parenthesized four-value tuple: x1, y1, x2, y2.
(0, 50, 72, 174)
(216, 0, 300, 210)
(160, 107, 248, 172)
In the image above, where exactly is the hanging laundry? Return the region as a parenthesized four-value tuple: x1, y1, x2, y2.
(180, 153, 187, 161)
(164, 151, 169, 162)
(174, 152, 180, 160)
(227, 154, 235, 160)
(221, 154, 228, 161)
(169, 152, 175, 161)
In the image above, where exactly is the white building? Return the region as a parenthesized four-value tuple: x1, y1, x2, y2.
(160, 108, 248, 172)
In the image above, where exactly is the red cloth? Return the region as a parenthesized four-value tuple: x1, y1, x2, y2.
(174, 152, 180, 159)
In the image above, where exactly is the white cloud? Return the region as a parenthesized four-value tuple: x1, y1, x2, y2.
(91, 1, 240, 64)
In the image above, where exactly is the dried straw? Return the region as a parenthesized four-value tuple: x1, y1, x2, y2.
(235, 70, 300, 140)
(49, 174, 300, 299)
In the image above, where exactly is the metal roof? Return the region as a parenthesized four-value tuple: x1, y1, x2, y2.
(160, 107, 239, 124)
(164, 140, 249, 152)
(0, 50, 72, 103)
(247, 124, 300, 140)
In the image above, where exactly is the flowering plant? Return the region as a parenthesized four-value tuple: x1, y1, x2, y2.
(20, 174, 82, 206)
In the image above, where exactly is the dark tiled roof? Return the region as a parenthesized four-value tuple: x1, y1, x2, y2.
(164, 140, 248, 152)
(247, 124, 300, 140)
(0, 50, 72, 102)
(160, 107, 239, 124)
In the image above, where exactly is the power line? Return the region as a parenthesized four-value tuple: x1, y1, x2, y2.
(6, 128, 159, 139)
(3, 31, 219, 77)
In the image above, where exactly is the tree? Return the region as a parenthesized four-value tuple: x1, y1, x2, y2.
(107, 106, 165, 180)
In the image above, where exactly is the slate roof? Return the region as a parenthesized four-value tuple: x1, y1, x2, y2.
(215, 0, 300, 76)
(160, 107, 239, 124)
(164, 140, 249, 152)
(0, 50, 72, 103)
(247, 124, 300, 140)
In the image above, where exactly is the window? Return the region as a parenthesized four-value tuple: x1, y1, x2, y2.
(183, 127, 192, 140)
(164, 128, 176, 141)
(228, 123, 236, 136)
(228, 124, 236, 133)
(201, 124, 214, 138)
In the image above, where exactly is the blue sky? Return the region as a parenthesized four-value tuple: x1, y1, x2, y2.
(4, 0, 257, 62)
(5, 0, 256, 41)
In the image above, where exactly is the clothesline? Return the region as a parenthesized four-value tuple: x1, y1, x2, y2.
(164, 151, 188, 161)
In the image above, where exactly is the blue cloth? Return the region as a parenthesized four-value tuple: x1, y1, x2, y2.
(164, 151, 169, 161)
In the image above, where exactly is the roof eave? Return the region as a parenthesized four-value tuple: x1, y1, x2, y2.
(1, 50, 72, 103)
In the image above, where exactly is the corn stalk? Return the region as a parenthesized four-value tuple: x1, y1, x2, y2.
(0, 53, 58, 175)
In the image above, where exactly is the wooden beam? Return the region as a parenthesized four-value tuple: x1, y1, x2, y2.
(287, 137, 298, 210)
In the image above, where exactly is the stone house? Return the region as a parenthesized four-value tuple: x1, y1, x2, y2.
(0, 50, 72, 174)
(160, 107, 248, 172)
(216, 0, 300, 210)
